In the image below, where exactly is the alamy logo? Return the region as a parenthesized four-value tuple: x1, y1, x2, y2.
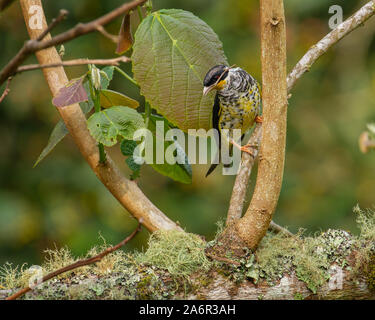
(328, 5, 343, 29)
(28, 5, 43, 30)
(131, 121, 244, 175)
(27, 265, 43, 289)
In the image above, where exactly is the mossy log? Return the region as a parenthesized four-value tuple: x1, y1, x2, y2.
(1, 222, 374, 300)
(0, 251, 373, 300)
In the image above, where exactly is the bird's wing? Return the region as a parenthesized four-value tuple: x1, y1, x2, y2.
(206, 94, 222, 177)
(212, 93, 221, 149)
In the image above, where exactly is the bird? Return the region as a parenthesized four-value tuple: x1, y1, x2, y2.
(203, 65, 262, 177)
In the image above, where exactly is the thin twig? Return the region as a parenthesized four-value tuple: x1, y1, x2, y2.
(205, 251, 241, 266)
(0, 77, 12, 104)
(268, 221, 293, 236)
(6, 221, 142, 300)
(16, 56, 130, 74)
(287, 0, 375, 92)
(0, 0, 147, 85)
(36, 9, 68, 41)
(96, 25, 119, 43)
(0, 8, 68, 85)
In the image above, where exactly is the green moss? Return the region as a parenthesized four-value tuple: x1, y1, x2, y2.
(352, 206, 375, 290)
(294, 292, 304, 300)
(135, 230, 211, 278)
(1, 206, 374, 299)
(354, 205, 375, 241)
(0, 262, 28, 290)
(366, 254, 375, 291)
(256, 229, 354, 293)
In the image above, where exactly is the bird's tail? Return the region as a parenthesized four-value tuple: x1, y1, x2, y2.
(205, 134, 244, 177)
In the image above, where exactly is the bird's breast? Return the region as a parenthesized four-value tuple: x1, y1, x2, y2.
(217, 87, 260, 134)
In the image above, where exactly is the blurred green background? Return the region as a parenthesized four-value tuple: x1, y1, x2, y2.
(0, 0, 374, 266)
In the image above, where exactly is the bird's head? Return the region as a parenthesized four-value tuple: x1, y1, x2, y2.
(203, 65, 230, 96)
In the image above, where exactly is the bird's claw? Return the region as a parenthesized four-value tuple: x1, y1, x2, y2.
(240, 144, 258, 158)
(255, 115, 263, 123)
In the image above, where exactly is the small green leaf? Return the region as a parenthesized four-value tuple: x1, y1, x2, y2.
(100, 89, 139, 109)
(87, 106, 145, 146)
(33, 120, 69, 167)
(52, 76, 88, 107)
(126, 156, 141, 172)
(120, 139, 138, 156)
(148, 115, 192, 184)
(100, 66, 115, 90)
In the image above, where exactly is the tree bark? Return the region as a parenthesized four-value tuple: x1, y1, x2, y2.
(234, 0, 288, 250)
(1, 248, 372, 300)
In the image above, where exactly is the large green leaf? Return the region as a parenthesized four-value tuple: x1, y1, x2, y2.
(132, 9, 228, 132)
(148, 115, 192, 184)
(87, 106, 145, 147)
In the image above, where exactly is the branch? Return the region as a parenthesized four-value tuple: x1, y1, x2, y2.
(36, 9, 68, 41)
(15, 56, 130, 74)
(0, 77, 12, 104)
(268, 221, 293, 236)
(226, 123, 262, 226)
(5, 221, 142, 300)
(0, 0, 147, 85)
(3, 232, 372, 300)
(287, 0, 375, 92)
(19, 0, 182, 233)
(0, 9, 68, 85)
(233, 0, 288, 250)
(226, 0, 375, 243)
(96, 25, 119, 44)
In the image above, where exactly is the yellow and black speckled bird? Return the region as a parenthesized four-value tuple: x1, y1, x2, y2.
(203, 65, 262, 177)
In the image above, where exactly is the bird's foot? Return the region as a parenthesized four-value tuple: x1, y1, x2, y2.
(230, 139, 258, 158)
(255, 115, 263, 123)
(240, 144, 258, 158)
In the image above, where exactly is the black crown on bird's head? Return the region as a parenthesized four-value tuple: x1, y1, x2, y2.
(203, 65, 230, 96)
(203, 65, 229, 87)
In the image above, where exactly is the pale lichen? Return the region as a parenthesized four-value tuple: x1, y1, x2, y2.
(1, 207, 374, 299)
(135, 230, 211, 278)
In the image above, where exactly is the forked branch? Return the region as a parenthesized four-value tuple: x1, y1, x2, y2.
(227, 0, 375, 247)
(19, 0, 181, 232)
(232, 0, 288, 250)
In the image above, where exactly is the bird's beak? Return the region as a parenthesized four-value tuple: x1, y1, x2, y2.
(203, 85, 215, 96)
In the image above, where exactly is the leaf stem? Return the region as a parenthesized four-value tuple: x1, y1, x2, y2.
(137, 6, 143, 21)
(145, 102, 151, 128)
(114, 66, 138, 87)
(88, 69, 107, 164)
(98, 143, 106, 164)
